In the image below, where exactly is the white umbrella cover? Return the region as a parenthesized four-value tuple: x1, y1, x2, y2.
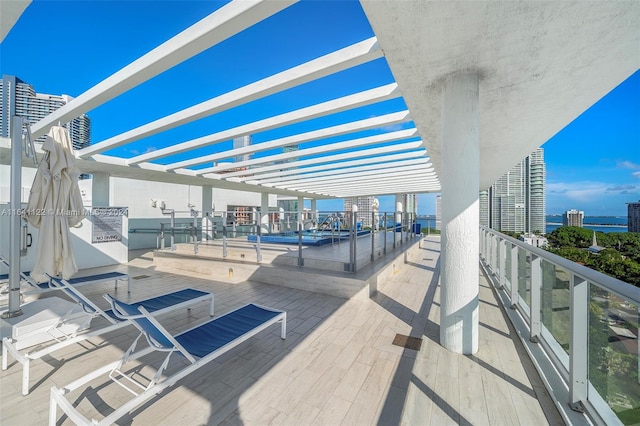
(26, 126, 84, 282)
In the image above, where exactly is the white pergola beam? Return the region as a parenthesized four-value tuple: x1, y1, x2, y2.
(310, 181, 441, 195)
(234, 150, 429, 183)
(281, 172, 438, 192)
(333, 187, 441, 197)
(255, 158, 432, 185)
(115, 37, 385, 163)
(284, 169, 435, 191)
(195, 130, 421, 175)
(224, 146, 425, 179)
(336, 183, 440, 191)
(268, 172, 436, 192)
(314, 184, 441, 197)
(32, 0, 297, 140)
(165, 100, 407, 170)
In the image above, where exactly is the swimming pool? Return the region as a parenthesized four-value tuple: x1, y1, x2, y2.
(247, 230, 371, 246)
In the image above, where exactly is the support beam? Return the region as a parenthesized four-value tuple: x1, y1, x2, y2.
(234, 150, 426, 182)
(197, 130, 420, 175)
(395, 194, 403, 224)
(255, 158, 432, 185)
(201, 185, 213, 241)
(164, 95, 405, 170)
(439, 74, 479, 355)
(297, 196, 304, 229)
(4, 116, 24, 317)
(261, 192, 270, 234)
(124, 38, 386, 164)
(221, 143, 425, 183)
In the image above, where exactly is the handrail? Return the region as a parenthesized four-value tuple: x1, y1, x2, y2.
(480, 225, 640, 304)
(481, 225, 639, 426)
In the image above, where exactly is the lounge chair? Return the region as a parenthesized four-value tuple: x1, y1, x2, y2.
(2, 276, 214, 396)
(0, 255, 131, 294)
(49, 298, 286, 426)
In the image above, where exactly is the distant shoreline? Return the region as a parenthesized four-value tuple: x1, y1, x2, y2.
(546, 222, 627, 228)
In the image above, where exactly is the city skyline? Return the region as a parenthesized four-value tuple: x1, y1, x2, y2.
(1, 2, 637, 216)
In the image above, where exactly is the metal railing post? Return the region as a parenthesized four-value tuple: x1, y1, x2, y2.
(530, 253, 542, 342)
(499, 238, 506, 289)
(4, 117, 24, 318)
(170, 210, 175, 250)
(353, 211, 357, 272)
(256, 235, 262, 262)
(371, 211, 375, 261)
(393, 212, 397, 249)
(383, 213, 387, 254)
(298, 222, 303, 266)
(510, 243, 519, 307)
(191, 208, 198, 254)
(569, 274, 588, 412)
(222, 212, 228, 258)
(160, 223, 166, 250)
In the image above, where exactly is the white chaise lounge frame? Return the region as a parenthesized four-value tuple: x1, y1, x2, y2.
(2, 277, 214, 395)
(49, 302, 286, 426)
(0, 255, 131, 294)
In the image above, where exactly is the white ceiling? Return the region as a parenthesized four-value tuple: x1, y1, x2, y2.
(360, 0, 640, 189)
(3, 1, 639, 198)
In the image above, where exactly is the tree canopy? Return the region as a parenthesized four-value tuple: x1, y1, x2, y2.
(545, 227, 640, 287)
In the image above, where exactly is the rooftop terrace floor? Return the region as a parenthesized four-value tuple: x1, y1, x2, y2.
(0, 236, 562, 425)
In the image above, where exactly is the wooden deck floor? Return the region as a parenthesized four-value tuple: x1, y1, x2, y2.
(0, 236, 562, 425)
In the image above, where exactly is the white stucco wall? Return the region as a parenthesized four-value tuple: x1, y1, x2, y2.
(2, 164, 281, 255)
(0, 203, 128, 272)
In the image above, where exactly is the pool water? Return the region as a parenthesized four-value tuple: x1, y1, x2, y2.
(247, 230, 370, 246)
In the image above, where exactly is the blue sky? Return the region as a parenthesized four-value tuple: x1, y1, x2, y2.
(1, 1, 638, 216)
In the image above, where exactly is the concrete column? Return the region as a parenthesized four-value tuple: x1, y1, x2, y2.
(439, 74, 480, 355)
(201, 185, 213, 241)
(395, 194, 403, 224)
(297, 196, 304, 230)
(261, 192, 270, 234)
(91, 173, 110, 206)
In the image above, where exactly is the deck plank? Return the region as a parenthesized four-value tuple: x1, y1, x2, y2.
(0, 236, 561, 425)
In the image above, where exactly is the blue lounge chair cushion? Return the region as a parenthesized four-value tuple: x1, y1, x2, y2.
(176, 304, 281, 358)
(38, 271, 127, 289)
(104, 288, 210, 321)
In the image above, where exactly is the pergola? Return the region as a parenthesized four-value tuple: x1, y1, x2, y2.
(1, 0, 638, 354)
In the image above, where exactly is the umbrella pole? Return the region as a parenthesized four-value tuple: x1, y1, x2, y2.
(3, 116, 25, 318)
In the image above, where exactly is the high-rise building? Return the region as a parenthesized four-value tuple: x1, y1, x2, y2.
(404, 193, 417, 217)
(277, 144, 299, 169)
(343, 196, 377, 227)
(481, 148, 546, 233)
(233, 135, 252, 162)
(527, 148, 546, 233)
(628, 200, 640, 233)
(479, 190, 489, 227)
(562, 209, 584, 227)
(1, 75, 91, 150)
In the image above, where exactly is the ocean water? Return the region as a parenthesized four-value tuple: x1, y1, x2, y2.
(414, 216, 629, 234)
(546, 215, 628, 234)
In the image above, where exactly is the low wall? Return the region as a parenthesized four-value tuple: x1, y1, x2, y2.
(0, 203, 128, 273)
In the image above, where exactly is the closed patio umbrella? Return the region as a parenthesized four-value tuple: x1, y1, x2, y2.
(26, 126, 84, 283)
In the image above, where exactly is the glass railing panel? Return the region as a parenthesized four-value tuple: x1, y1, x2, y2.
(493, 237, 500, 276)
(540, 260, 570, 354)
(518, 247, 531, 308)
(588, 283, 639, 425)
(504, 243, 512, 291)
